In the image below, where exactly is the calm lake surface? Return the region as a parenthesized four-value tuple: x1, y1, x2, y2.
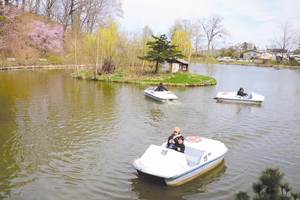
(0, 64, 299, 200)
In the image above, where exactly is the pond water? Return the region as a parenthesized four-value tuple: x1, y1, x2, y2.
(0, 64, 299, 199)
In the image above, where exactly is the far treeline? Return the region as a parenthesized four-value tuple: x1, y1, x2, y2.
(0, 0, 300, 74)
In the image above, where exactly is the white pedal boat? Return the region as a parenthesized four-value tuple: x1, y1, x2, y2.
(214, 91, 265, 104)
(130, 136, 228, 186)
(144, 87, 178, 101)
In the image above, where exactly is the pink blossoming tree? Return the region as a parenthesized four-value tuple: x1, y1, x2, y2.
(0, 5, 18, 36)
(28, 20, 63, 55)
(0, 5, 19, 53)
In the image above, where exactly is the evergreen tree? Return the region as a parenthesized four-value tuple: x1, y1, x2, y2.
(235, 167, 299, 200)
(234, 190, 250, 200)
(291, 192, 300, 200)
(242, 42, 249, 51)
(138, 34, 184, 73)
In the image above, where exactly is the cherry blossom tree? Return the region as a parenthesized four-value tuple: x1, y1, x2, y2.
(28, 20, 63, 54)
(0, 5, 19, 54)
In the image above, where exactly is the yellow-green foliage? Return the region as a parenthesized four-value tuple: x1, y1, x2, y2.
(72, 69, 94, 79)
(101, 20, 118, 60)
(81, 33, 97, 64)
(79, 19, 119, 66)
(172, 30, 192, 60)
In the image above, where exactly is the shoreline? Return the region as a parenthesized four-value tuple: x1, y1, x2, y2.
(0, 65, 84, 70)
(0, 64, 217, 87)
(190, 60, 300, 69)
(72, 71, 217, 87)
(219, 62, 299, 68)
(2, 62, 298, 87)
(75, 77, 217, 87)
(1, 62, 299, 70)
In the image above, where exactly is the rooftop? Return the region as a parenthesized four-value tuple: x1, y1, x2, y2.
(176, 59, 189, 64)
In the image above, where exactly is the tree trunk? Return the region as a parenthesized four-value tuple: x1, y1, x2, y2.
(206, 40, 211, 62)
(15, 0, 19, 8)
(155, 60, 159, 73)
(188, 47, 192, 62)
(96, 30, 100, 76)
(75, 33, 79, 75)
(21, 0, 25, 13)
(61, 29, 66, 57)
(35, 0, 40, 14)
(45, 0, 51, 23)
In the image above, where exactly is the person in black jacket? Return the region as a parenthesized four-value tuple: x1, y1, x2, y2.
(173, 136, 185, 153)
(167, 127, 181, 148)
(237, 87, 248, 98)
(155, 83, 168, 91)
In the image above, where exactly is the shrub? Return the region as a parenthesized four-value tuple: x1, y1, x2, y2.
(235, 167, 299, 200)
(289, 60, 300, 66)
(47, 56, 64, 65)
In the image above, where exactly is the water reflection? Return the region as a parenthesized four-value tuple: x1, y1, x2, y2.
(129, 160, 227, 200)
(203, 63, 218, 77)
(149, 106, 164, 122)
(1, 66, 300, 199)
(214, 99, 262, 115)
(0, 70, 60, 198)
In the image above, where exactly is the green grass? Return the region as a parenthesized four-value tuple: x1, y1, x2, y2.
(72, 70, 216, 86)
(132, 73, 216, 85)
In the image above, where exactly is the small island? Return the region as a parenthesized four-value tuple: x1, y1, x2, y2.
(72, 34, 217, 87)
(73, 70, 216, 87)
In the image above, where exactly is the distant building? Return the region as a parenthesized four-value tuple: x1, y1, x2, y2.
(290, 54, 300, 63)
(243, 49, 289, 61)
(216, 57, 235, 62)
(243, 50, 275, 60)
(169, 59, 189, 73)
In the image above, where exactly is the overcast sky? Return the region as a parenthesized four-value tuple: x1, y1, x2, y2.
(118, 0, 300, 50)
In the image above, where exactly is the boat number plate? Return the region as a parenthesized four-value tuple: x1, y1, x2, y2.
(204, 155, 208, 162)
(161, 150, 168, 155)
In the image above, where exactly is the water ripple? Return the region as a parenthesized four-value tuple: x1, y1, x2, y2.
(0, 67, 300, 199)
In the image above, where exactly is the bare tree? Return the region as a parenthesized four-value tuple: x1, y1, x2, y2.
(2, 0, 13, 6)
(14, 0, 19, 8)
(56, 0, 80, 54)
(35, 0, 41, 14)
(140, 25, 153, 68)
(199, 14, 229, 61)
(194, 20, 203, 58)
(272, 21, 298, 61)
(53, 0, 123, 53)
(81, 0, 123, 34)
(81, 0, 111, 33)
(20, 0, 40, 14)
(45, 0, 57, 23)
(168, 18, 194, 40)
(219, 40, 230, 57)
(21, 0, 25, 12)
(168, 18, 183, 40)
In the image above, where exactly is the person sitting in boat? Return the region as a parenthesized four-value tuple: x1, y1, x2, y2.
(237, 87, 248, 99)
(155, 83, 168, 91)
(167, 127, 181, 148)
(172, 136, 185, 153)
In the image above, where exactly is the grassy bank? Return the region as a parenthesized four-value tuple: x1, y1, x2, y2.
(218, 61, 300, 69)
(189, 58, 300, 69)
(72, 69, 217, 87)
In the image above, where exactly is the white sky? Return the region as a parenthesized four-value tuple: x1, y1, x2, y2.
(118, 0, 300, 49)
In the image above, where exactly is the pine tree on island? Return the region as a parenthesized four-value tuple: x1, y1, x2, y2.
(138, 34, 185, 74)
